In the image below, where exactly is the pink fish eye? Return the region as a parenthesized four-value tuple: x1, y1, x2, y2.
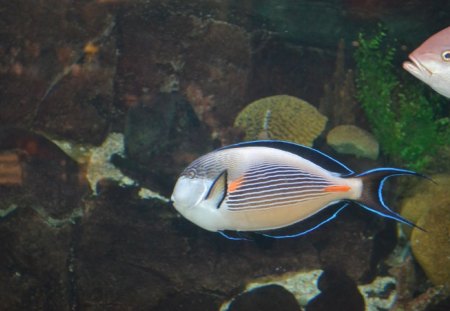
(442, 50, 450, 61)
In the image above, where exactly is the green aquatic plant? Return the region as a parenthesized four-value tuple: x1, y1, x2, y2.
(354, 27, 450, 170)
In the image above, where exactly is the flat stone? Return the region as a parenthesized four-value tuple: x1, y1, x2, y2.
(327, 125, 379, 160)
(226, 284, 301, 311)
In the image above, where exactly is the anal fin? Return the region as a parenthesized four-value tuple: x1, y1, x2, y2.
(259, 202, 349, 239)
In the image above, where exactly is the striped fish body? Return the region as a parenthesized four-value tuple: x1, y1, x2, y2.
(171, 141, 423, 237)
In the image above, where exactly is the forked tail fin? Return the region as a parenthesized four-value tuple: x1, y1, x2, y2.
(355, 168, 429, 231)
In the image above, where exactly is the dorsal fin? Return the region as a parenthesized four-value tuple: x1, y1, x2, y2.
(204, 170, 228, 209)
(218, 140, 354, 176)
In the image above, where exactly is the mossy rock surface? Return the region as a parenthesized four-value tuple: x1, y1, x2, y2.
(234, 95, 327, 146)
(326, 125, 379, 160)
(401, 174, 450, 287)
(401, 174, 450, 224)
(411, 197, 450, 287)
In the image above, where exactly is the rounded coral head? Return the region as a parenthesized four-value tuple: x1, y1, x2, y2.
(234, 95, 327, 147)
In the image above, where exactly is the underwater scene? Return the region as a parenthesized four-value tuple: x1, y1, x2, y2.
(0, 0, 449, 310)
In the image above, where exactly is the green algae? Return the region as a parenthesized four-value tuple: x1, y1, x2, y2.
(0, 204, 18, 218)
(354, 26, 450, 171)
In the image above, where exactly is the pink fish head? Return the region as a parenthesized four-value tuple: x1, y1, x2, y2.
(403, 26, 450, 98)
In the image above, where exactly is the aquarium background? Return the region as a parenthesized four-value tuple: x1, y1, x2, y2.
(0, 0, 449, 310)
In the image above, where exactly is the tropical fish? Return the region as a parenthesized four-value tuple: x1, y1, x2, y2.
(403, 26, 450, 98)
(171, 140, 424, 239)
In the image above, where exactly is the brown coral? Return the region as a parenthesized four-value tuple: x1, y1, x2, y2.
(234, 95, 327, 146)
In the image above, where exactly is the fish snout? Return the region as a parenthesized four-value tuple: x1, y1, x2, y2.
(171, 177, 208, 211)
(403, 54, 429, 76)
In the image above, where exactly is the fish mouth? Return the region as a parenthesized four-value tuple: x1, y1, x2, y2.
(171, 177, 208, 210)
(403, 55, 433, 78)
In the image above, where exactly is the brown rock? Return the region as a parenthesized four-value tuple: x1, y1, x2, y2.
(0, 1, 115, 144)
(0, 208, 74, 310)
(0, 128, 88, 218)
(401, 174, 450, 225)
(227, 284, 302, 311)
(0, 128, 87, 310)
(116, 9, 251, 137)
(411, 198, 450, 287)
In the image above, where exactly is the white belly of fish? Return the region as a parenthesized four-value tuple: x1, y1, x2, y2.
(183, 177, 362, 232)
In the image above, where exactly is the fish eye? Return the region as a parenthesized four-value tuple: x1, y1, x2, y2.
(183, 168, 197, 179)
(442, 50, 450, 62)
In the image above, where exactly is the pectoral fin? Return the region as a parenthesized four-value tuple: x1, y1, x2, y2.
(204, 170, 228, 209)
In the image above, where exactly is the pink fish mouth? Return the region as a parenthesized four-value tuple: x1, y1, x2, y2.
(403, 55, 433, 78)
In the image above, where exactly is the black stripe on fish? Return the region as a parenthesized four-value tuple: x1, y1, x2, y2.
(241, 164, 326, 182)
(227, 193, 330, 211)
(204, 170, 228, 209)
(182, 153, 224, 179)
(217, 140, 355, 176)
(226, 163, 331, 211)
(229, 185, 328, 200)
(234, 164, 328, 190)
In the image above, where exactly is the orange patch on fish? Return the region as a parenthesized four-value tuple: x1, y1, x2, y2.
(228, 176, 245, 193)
(323, 185, 351, 193)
